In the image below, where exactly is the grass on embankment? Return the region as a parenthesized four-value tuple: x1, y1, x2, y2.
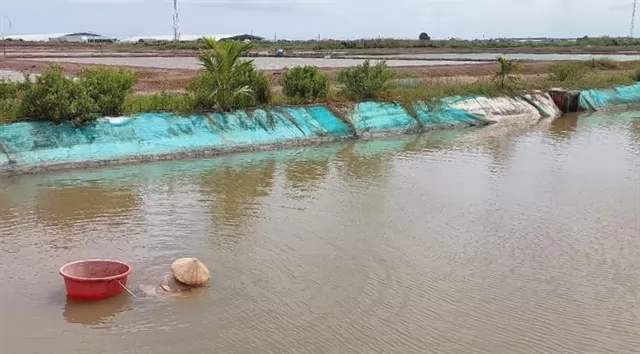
(1, 49, 639, 126)
(3, 71, 636, 126)
(120, 72, 638, 116)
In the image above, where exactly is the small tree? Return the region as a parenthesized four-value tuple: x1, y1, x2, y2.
(282, 66, 330, 102)
(196, 37, 263, 111)
(338, 60, 393, 99)
(419, 32, 431, 41)
(493, 56, 521, 87)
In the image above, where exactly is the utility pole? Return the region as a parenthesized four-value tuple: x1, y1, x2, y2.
(631, 0, 638, 38)
(173, 0, 180, 43)
(1, 15, 11, 58)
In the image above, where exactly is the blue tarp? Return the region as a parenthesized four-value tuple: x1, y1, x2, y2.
(0, 98, 514, 174)
(0, 106, 351, 169)
(347, 102, 421, 135)
(579, 83, 640, 110)
(412, 99, 489, 127)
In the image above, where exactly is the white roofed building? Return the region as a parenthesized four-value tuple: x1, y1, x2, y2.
(119, 34, 264, 43)
(5, 32, 115, 42)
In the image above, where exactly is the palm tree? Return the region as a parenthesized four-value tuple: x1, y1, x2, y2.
(197, 37, 255, 111)
(493, 56, 521, 88)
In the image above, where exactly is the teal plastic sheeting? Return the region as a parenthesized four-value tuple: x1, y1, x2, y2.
(0, 106, 351, 170)
(579, 83, 640, 110)
(0, 100, 496, 174)
(347, 102, 420, 135)
(412, 100, 489, 127)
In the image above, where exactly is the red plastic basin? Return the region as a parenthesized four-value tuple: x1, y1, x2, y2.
(60, 259, 132, 300)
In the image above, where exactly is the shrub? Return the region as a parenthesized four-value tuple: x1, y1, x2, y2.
(193, 37, 271, 111)
(337, 60, 392, 99)
(632, 68, 640, 81)
(549, 62, 589, 82)
(237, 64, 271, 107)
(282, 66, 330, 102)
(20, 66, 99, 125)
(78, 66, 136, 116)
(586, 57, 618, 70)
(0, 79, 24, 124)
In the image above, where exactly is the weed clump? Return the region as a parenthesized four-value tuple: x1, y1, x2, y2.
(0, 79, 25, 124)
(338, 60, 393, 99)
(78, 66, 136, 116)
(282, 66, 330, 102)
(549, 62, 589, 82)
(20, 66, 99, 126)
(123, 92, 194, 114)
(586, 57, 618, 70)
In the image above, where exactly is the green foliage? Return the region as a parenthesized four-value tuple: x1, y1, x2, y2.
(256, 36, 640, 53)
(188, 65, 271, 111)
(123, 92, 194, 114)
(389, 80, 515, 104)
(0, 79, 25, 124)
(282, 66, 330, 102)
(585, 57, 618, 70)
(337, 60, 393, 99)
(78, 66, 136, 116)
(20, 66, 99, 125)
(549, 62, 589, 82)
(493, 56, 521, 87)
(194, 37, 271, 111)
(632, 68, 640, 81)
(544, 73, 634, 90)
(419, 32, 431, 41)
(6, 36, 640, 55)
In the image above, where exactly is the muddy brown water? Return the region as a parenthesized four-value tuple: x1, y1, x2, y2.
(1, 111, 639, 354)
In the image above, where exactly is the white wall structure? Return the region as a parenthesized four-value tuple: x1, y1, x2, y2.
(5, 33, 67, 41)
(6, 32, 114, 42)
(50, 32, 115, 43)
(119, 34, 261, 43)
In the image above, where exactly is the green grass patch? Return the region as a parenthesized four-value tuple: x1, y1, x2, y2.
(538, 73, 636, 91)
(123, 92, 195, 115)
(585, 57, 619, 70)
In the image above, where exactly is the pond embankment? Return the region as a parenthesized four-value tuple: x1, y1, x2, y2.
(1, 84, 638, 176)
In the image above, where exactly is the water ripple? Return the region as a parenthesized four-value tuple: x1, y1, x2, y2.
(1, 110, 639, 353)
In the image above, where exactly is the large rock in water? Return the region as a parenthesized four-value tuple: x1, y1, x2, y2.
(171, 258, 211, 287)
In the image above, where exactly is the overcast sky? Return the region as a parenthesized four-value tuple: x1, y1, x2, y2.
(2, 0, 638, 39)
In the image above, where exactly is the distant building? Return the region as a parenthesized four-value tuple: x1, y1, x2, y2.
(119, 34, 264, 43)
(5, 33, 68, 42)
(5, 32, 115, 42)
(50, 32, 116, 43)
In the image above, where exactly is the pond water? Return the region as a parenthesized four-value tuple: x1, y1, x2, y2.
(1, 110, 639, 354)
